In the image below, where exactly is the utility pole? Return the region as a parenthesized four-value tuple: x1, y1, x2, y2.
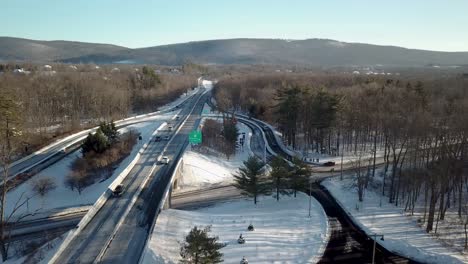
(371, 233, 384, 264)
(308, 176, 312, 218)
(340, 144, 344, 180)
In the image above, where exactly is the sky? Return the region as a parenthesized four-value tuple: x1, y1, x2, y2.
(2, 0, 467, 51)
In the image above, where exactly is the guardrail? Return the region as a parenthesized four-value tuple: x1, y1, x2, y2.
(50, 122, 167, 264)
(235, 113, 298, 157)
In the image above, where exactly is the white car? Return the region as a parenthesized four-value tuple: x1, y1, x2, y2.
(161, 156, 170, 165)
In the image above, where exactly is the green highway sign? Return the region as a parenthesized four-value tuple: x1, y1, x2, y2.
(189, 130, 202, 144)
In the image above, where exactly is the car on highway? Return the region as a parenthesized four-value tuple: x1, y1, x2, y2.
(175, 116, 180, 120)
(168, 125, 173, 131)
(323, 161, 336, 167)
(155, 136, 162, 142)
(112, 184, 124, 197)
(163, 135, 170, 141)
(161, 156, 170, 165)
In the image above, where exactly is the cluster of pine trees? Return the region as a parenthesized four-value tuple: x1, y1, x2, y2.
(234, 156, 310, 204)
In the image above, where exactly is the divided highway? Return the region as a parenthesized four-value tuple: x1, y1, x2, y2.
(51, 89, 208, 264)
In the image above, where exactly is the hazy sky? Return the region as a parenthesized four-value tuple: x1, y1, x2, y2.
(2, 0, 467, 51)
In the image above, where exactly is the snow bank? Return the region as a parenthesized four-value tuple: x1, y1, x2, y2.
(322, 177, 467, 264)
(142, 193, 328, 264)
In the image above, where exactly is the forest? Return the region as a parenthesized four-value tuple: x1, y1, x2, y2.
(213, 72, 468, 245)
(0, 63, 197, 159)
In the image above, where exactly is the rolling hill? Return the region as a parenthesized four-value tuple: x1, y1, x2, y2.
(1, 37, 467, 67)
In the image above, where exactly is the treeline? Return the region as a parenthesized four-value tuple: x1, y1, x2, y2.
(214, 72, 468, 236)
(0, 64, 196, 158)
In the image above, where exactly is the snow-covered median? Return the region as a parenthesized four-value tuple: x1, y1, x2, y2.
(142, 193, 328, 264)
(322, 177, 467, 264)
(6, 115, 169, 219)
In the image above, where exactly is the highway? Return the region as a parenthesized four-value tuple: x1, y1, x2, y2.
(52, 88, 207, 263)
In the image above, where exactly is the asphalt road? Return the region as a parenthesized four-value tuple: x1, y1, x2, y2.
(97, 91, 209, 264)
(172, 185, 242, 210)
(52, 89, 207, 264)
(242, 113, 418, 264)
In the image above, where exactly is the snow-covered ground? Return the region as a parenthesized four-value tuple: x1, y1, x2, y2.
(142, 193, 329, 264)
(322, 177, 467, 264)
(5, 113, 172, 219)
(176, 120, 254, 191)
(143, 114, 330, 263)
(6, 232, 67, 264)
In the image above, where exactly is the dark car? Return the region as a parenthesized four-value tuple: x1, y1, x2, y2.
(113, 184, 124, 197)
(323, 161, 336, 167)
(155, 136, 162, 142)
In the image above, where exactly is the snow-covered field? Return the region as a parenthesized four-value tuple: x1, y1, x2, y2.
(322, 177, 467, 264)
(142, 193, 329, 264)
(5, 114, 171, 219)
(176, 120, 254, 191)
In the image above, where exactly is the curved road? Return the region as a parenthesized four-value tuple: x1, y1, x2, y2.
(241, 112, 418, 264)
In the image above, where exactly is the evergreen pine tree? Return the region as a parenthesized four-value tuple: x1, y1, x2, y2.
(233, 156, 270, 204)
(269, 156, 292, 201)
(99, 121, 119, 143)
(180, 226, 225, 264)
(81, 129, 109, 156)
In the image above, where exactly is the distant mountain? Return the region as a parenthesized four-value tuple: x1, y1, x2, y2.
(0, 37, 128, 62)
(1, 37, 468, 67)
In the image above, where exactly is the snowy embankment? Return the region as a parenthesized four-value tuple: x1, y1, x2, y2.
(322, 177, 467, 264)
(6, 232, 67, 264)
(5, 113, 171, 219)
(142, 193, 328, 264)
(175, 119, 254, 191)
